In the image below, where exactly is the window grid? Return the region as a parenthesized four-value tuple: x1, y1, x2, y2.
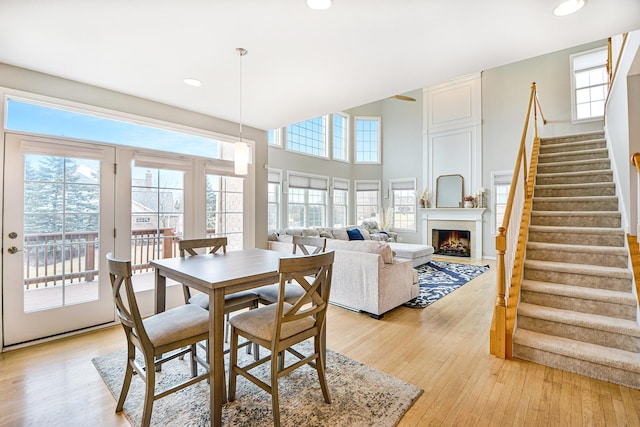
(268, 182, 280, 231)
(286, 117, 327, 157)
(575, 66, 607, 119)
(355, 117, 380, 163)
(206, 174, 244, 251)
(287, 188, 327, 228)
(333, 189, 348, 227)
(495, 184, 510, 233)
(392, 189, 416, 231)
(333, 113, 348, 161)
(356, 190, 379, 224)
(268, 129, 282, 147)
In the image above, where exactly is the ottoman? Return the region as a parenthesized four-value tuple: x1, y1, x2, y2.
(388, 242, 434, 267)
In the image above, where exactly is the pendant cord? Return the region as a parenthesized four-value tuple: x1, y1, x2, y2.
(237, 48, 248, 143)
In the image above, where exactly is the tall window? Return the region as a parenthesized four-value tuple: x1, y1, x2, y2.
(355, 180, 380, 224)
(390, 178, 416, 231)
(571, 47, 608, 121)
(206, 174, 244, 251)
(286, 116, 327, 157)
(131, 165, 184, 273)
(268, 169, 282, 231)
(492, 171, 512, 234)
(333, 113, 348, 161)
(332, 178, 349, 227)
(355, 116, 381, 163)
(267, 129, 282, 147)
(287, 172, 328, 228)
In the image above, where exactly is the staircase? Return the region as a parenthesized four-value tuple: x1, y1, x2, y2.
(512, 131, 640, 389)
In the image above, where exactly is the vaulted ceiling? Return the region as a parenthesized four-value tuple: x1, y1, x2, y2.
(1, 1, 638, 130)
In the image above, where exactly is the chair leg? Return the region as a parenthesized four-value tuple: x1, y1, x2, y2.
(271, 352, 281, 427)
(116, 342, 135, 412)
(224, 312, 231, 343)
(314, 337, 331, 404)
(143, 354, 156, 427)
(190, 343, 198, 377)
(228, 326, 239, 402)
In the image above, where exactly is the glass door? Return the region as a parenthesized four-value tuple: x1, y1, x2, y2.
(2, 134, 115, 346)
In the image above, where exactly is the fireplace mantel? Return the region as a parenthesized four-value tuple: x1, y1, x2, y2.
(420, 208, 486, 260)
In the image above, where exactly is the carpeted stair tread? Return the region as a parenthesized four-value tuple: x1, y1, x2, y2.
(539, 139, 606, 153)
(531, 210, 620, 219)
(518, 302, 640, 337)
(537, 158, 610, 168)
(536, 169, 612, 179)
(532, 195, 618, 203)
(538, 147, 608, 163)
(526, 241, 627, 256)
(513, 329, 640, 374)
(523, 260, 632, 279)
(534, 182, 614, 191)
(528, 225, 624, 236)
(521, 280, 637, 306)
(541, 132, 605, 145)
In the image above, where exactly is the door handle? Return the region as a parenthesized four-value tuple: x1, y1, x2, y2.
(7, 246, 21, 254)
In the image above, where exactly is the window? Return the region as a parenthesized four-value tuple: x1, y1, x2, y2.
(355, 180, 380, 224)
(355, 117, 381, 163)
(268, 169, 282, 231)
(268, 128, 282, 147)
(492, 171, 512, 234)
(333, 113, 348, 161)
(332, 178, 349, 227)
(286, 116, 327, 157)
(131, 165, 185, 273)
(390, 178, 416, 231)
(571, 48, 608, 121)
(287, 172, 328, 228)
(206, 174, 244, 251)
(5, 97, 235, 160)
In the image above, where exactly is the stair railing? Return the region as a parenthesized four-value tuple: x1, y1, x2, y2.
(490, 82, 544, 359)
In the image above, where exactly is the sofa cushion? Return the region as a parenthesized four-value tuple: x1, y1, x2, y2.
(319, 230, 334, 239)
(347, 228, 365, 240)
(302, 229, 320, 237)
(326, 239, 394, 264)
(331, 229, 349, 240)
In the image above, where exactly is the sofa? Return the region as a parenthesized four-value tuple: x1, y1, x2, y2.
(268, 237, 418, 319)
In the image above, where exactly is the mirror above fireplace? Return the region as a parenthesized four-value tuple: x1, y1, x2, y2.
(436, 174, 464, 208)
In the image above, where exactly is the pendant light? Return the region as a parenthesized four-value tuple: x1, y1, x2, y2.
(234, 47, 250, 175)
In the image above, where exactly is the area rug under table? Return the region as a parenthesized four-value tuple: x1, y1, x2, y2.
(404, 261, 490, 309)
(92, 340, 423, 427)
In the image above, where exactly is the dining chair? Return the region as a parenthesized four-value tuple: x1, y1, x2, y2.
(106, 253, 210, 427)
(178, 237, 260, 347)
(256, 235, 327, 305)
(228, 251, 335, 427)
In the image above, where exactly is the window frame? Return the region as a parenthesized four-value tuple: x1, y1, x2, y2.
(267, 128, 282, 148)
(267, 168, 282, 231)
(286, 171, 329, 228)
(354, 180, 381, 225)
(285, 116, 328, 159)
(570, 47, 608, 123)
(332, 178, 350, 228)
(354, 116, 382, 164)
(491, 170, 513, 235)
(389, 178, 417, 231)
(332, 112, 349, 163)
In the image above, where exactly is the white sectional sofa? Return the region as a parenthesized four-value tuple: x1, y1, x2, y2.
(268, 237, 418, 319)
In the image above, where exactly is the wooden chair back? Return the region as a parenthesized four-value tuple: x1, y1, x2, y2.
(179, 237, 227, 257)
(292, 235, 326, 256)
(106, 252, 150, 347)
(274, 251, 334, 344)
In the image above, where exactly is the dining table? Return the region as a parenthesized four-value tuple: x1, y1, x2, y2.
(150, 248, 299, 426)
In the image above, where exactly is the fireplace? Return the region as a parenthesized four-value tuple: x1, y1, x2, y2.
(432, 229, 471, 257)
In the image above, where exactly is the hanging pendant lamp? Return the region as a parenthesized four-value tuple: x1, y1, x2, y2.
(234, 47, 249, 175)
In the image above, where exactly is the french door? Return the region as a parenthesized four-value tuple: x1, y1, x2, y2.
(2, 134, 115, 346)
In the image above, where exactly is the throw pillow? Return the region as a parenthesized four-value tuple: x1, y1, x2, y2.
(332, 229, 349, 240)
(319, 230, 333, 239)
(347, 228, 365, 240)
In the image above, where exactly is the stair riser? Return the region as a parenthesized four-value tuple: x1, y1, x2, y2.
(534, 187, 616, 197)
(530, 215, 621, 228)
(520, 291, 637, 320)
(536, 173, 613, 185)
(525, 248, 628, 268)
(533, 200, 618, 211)
(539, 141, 606, 154)
(528, 231, 625, 247)
(523, 269, 632, 292)
(537, 161, 611, 174)
(512, 344, 640, 389)
(517, 316, 640, 352)
(541, 134, 604, 144)
(538, 152, 608, 164)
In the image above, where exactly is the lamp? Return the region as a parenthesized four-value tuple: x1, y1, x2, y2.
(553, 0, 586, 16)
(307, 0, 332, 10)
(234, 47, 250, 175)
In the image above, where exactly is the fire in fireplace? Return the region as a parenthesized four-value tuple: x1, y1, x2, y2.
(432, 229, 471, 257)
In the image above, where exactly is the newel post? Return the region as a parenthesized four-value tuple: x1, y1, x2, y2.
(492, 227, 507, 359)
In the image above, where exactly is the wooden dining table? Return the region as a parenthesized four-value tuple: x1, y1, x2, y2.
(150, 248, 298, 426)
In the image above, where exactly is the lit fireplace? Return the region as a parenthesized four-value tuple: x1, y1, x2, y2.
(432, 229, 471, 257)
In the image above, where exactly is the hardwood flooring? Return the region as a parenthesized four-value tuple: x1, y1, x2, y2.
(1, 257, 639, 426)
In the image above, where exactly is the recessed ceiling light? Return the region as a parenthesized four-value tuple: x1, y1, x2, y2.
(307, 0, 332, 11)
(183, 78, 202, 87)
(553, 0, 586, 16)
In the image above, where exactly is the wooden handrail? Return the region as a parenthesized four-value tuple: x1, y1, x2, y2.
(490, 82, 544, 359)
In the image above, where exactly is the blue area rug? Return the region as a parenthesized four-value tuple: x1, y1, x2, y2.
(404, 261, 490, 308)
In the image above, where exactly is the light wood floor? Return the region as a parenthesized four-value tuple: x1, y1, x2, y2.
(1, 257, 639, 426)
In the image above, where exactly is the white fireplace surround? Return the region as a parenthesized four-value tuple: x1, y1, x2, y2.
(421, 208, 485, 261)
